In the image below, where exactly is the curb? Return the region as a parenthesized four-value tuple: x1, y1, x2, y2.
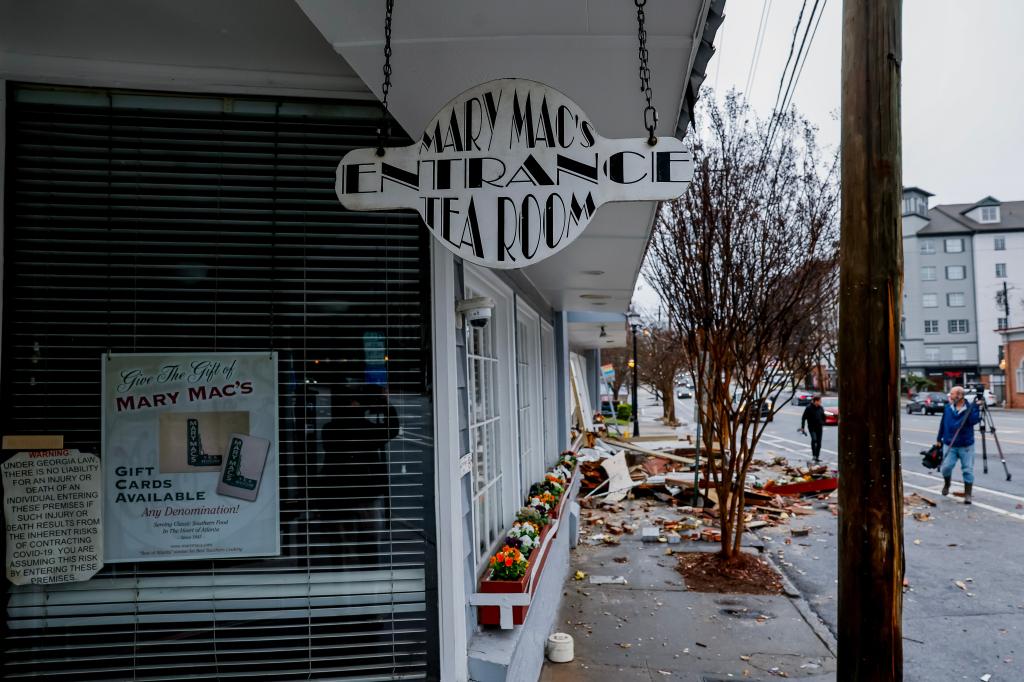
(760, 542, 838, 658)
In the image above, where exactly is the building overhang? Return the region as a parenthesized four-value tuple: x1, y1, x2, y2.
(297, 0, 724, 318)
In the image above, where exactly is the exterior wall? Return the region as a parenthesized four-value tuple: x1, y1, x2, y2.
(973, 230, 1022, 368)
(912, 232, 978, 369)
(1002, 335, 1024, 409)
(901, 213, 928, 368)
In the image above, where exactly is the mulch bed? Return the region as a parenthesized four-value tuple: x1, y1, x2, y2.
(676, 551, 784, 595)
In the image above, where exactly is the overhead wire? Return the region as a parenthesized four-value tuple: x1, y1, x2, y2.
(744, 0, 773, 96)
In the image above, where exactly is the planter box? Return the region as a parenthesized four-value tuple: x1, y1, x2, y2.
(478, 524, 553, 626)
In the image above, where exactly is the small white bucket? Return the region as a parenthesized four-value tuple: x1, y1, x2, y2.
(546, 632, 574, 663)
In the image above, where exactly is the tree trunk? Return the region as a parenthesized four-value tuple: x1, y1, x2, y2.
(838, 1, 904, 679)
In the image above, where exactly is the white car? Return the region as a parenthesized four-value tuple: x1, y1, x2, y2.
(964, 389, 997, 407)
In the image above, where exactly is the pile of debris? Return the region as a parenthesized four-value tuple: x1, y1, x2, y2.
(576, 439, 838, 543)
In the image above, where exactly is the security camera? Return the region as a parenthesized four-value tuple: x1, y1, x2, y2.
(457, 296, 495, 329)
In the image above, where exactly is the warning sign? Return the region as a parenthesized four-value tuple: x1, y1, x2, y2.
(2, 449, 103, 585)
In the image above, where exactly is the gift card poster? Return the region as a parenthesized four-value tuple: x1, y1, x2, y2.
(102, 352, 280, 562)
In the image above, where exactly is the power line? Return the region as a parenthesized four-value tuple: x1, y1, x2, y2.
(762, 0, 827, 162)
(780, 0, 829, 113)
(744, 0, 773, 96)
(777, 0, 825, 117)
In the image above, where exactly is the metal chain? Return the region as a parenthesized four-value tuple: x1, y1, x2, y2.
(376, 0, 395, 156)
(636, 0, 658, 145)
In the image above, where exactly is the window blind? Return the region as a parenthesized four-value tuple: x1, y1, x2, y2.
(1, 84, 438, 681)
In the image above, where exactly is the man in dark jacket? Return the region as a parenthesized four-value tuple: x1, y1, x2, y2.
(935, 385, 982, 504)
(799, 395, 826, 463)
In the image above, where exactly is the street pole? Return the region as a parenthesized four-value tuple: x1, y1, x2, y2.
(631, 324, 640, 437)
(838, 1, 904, 680)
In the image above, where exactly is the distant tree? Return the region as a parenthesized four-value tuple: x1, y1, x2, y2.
(644, 93, 839, 561)
(636, 323, 688, 425)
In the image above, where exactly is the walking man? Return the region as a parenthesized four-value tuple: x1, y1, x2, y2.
(799, 395, 826, 464)
(935, 385, 982, 504)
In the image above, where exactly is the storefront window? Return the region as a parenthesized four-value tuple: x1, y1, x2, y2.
(1, 86, 438, 680)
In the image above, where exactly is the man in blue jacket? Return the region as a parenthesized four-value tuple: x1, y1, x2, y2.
(934, 385, 982, 504)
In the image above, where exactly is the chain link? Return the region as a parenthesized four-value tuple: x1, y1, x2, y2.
(376, 0, 395, 156)
(636, 0, 658, 145)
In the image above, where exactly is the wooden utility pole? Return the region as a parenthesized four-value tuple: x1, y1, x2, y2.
(838, 1, 904, 680)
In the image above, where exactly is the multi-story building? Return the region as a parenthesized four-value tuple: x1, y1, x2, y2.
(901, 188, 1024, 398)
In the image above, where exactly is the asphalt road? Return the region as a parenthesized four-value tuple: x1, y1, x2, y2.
(756, 398, 1024, 681)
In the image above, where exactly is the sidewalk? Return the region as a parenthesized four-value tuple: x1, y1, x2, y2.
(541, 497, 837, 681)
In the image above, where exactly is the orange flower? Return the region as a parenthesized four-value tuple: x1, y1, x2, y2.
(504, 557, 513, 566)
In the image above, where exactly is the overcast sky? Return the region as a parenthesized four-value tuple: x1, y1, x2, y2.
(635, 0, 1024, 312)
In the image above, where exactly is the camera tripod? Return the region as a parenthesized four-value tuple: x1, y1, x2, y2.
(977, 401, 1012, 481)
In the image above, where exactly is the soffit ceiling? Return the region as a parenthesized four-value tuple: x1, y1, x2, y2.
(297, 0, 711, 314)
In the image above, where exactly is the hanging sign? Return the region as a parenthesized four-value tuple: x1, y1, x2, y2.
(3, 449, 103, 585)
(336, 78, 694, 269)
(102, 352, 280, 562)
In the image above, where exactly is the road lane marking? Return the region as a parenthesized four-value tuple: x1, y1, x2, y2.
(760, 432, 1024, 506)
(902, 481, 1024, 521)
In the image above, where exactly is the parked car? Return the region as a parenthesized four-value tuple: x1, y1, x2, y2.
(795, 390, 815, 406)
(732, 391, 774, 422)
(822, 396, 839, 425)
(907, 391, 948, 415)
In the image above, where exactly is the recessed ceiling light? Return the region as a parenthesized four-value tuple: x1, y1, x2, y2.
(580, 293, 612, 300)
(581, 270, 605, 276)
(592, 302, 607, 306)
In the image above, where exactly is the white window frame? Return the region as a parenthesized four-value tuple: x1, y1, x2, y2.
(1017, 359, 1024, 394)
(951, 347, 968, 361)
(514, 300, 545, 495)
(981, 206, 1000, 223)
(464, 267, 519, 567)
(947, 292, 965, 307)
(945, 265, 966, 280)
(998, 317, 1008, 330)
(919, 240, 935, 255)
(920, 266, 936, 281)
(944, 238, 964, 253)
(948, 319, 969, 334)
(922, 293, 938, 308)
(540, 321, 557, 469)
(994, 236, 1006, 251)
(924, 320, 939, 334)
(996, 263, 1007, 278)
(925, 348, 940, 362)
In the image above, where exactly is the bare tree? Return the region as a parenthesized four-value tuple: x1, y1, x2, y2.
(644, 93, 839, 560)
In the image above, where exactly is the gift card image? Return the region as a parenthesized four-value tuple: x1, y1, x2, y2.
(158, 412, 251, 473)
(217, 433, 271, 502)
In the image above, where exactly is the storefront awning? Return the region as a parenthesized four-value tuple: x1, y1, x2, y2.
(298, 0, 724, 316)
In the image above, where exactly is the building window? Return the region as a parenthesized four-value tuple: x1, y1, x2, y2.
(920, 240, 935, 255)
(1017, 360, 1024, 394)
(947, 292, 965, 307)
(948, 319, 969, 334)
(465, 280, 511, 564)
(946, 265, 966, 280)
(924, 320, 939, 334)
(981, 206, 1000, 223)
(920, 266, 936, 281)
(922, 294, 938, 308)
(998, 317, 1008, 330)
(997, 290, 1007, 308)
(952, 347, 968, 361)
(944, 238, 964, 253)
(925, 348, 940, 362)
(995, 236, 1006, 251)
(996, 263, 1007, 278)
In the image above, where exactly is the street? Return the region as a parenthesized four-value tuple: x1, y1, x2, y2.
(653, 393, 1024, 680)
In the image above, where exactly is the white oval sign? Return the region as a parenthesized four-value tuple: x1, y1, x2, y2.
(336, 78, 694, 269)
